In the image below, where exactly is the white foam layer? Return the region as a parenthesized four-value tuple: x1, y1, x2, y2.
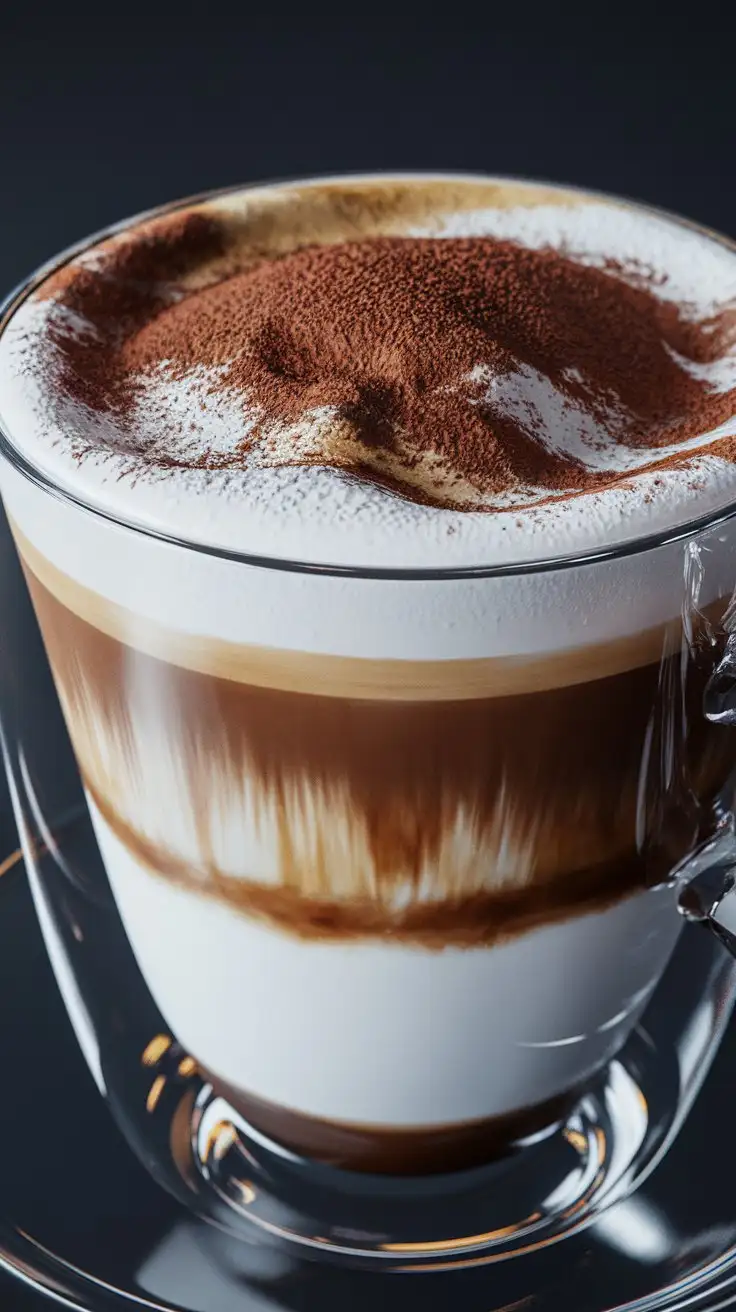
(7, 458, 736, 671)
(7, 458, 736, 666)
(91, 800, 681, 1126)
(1, 173, 736, 570)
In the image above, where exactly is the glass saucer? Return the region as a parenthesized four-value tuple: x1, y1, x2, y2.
(3, 848, 736, 1312)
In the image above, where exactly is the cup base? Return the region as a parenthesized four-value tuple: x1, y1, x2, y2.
(5, 840, 736, 1308)
(10, 804, 736, 1273)
(180, 1026, 675, 1268)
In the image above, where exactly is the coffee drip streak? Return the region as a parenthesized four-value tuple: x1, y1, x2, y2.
(22, 562, 733, 947)
(78, 777, 663, 947)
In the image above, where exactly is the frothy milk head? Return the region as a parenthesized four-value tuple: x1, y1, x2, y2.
(2, 174, 736, 566)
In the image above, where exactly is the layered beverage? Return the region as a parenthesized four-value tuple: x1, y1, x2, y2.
(1, 175, 736, 1175)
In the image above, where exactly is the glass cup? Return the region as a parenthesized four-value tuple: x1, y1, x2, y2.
(3, 192, 736, 1267)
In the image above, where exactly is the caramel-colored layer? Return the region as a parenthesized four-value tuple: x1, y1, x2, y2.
(207, 1073, 579, 1176)
(13, 522, 692, 698)
(20, 538, 735, 945)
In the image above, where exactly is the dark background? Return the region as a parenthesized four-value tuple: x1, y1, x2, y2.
(2, 5, 736, 297)
(1, 5, 735, 1306)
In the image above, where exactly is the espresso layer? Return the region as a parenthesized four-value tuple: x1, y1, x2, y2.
(208, 1073, 578, 1175)
(22, 552, 732, 946)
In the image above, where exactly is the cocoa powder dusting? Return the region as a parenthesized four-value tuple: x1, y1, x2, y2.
(39, 211, 227, 424)
(34, 212, 736, 507)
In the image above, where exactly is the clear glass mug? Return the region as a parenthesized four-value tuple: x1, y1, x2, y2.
(3, 210, 736, 1268)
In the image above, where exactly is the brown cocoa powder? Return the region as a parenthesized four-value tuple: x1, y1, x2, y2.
(36, 212, 736, 506)
(39, 211, 226, 424)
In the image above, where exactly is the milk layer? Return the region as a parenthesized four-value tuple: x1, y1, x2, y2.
(90, 799, 681, 1127)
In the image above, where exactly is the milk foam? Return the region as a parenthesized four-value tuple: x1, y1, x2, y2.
(2, 173, 736, 569)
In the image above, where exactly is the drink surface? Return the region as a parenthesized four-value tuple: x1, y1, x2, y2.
(1, 173, 736, 568)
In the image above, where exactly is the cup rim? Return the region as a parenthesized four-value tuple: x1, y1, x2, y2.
(2, 169, 736, 582)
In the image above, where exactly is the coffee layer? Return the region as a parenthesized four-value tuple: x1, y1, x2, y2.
(207, 1073, 578, 1175)
(23, 552, 733, 947)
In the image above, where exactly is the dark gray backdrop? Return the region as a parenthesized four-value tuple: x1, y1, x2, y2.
(2, 6, 736, 294)
(1, 6, 735, 1306)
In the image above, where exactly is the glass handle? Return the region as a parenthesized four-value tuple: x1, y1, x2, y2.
(703, 619, 736, 728)
(677, 604, 736, 955)
(677, 824, 736, 956)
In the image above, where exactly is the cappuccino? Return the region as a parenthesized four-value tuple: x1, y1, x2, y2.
(2, 174, 736, 1173)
